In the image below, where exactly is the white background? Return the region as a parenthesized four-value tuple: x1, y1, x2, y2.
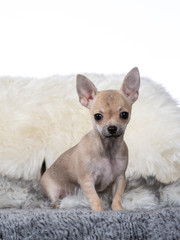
(0, 0, 180, 102)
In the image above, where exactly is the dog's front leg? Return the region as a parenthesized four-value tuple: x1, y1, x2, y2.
(79, 176, 103, 211)
(111, 174, 126, 211)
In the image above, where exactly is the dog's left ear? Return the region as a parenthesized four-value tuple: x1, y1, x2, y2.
(121, 67, 140, 103)
(76, 74, 98, 108)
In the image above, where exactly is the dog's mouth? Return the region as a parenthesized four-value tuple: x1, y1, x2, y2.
(103, 130, 124, 138)
(97, 125, 125, 139)
(105, 134, 122, 138)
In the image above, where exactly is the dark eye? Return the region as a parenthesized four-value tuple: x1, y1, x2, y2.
(120, 111, 129, 119)
(94, 113, 103, 121)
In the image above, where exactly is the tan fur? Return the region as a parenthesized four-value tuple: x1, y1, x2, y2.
(41, 67, 140, 211)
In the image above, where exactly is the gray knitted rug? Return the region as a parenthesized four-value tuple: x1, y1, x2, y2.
(0, 207, 180, 240)
(0, 174, 180, 239)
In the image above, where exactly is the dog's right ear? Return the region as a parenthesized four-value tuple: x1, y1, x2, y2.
(76, 75, 98, 108)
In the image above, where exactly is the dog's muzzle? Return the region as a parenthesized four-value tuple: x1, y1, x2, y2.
(103, 125, 123, 138)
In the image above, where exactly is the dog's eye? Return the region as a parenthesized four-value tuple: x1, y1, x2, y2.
(94, 113, 103, 121)
(120, 112, 129, 119)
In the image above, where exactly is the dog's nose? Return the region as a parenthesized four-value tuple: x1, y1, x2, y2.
(107, 125, 117, 135)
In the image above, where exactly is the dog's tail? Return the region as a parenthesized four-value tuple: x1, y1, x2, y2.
(41, 159, 46, 176)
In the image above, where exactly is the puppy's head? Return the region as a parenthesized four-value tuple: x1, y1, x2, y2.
(76, 68, 140, 138)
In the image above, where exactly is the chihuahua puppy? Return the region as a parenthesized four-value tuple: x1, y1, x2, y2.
(41, 67, 140, 211)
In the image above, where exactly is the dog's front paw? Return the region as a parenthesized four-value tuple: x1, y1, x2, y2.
(111, 202, 123, 211)
(93, 207, 103, 211)
(91, 202, 103, 211)
(93, 206, 104, 211)
(51, 203, 60, 209)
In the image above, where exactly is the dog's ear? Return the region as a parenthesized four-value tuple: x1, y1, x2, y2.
(121, 67, 140, 103)
(76, 75, 98, 108)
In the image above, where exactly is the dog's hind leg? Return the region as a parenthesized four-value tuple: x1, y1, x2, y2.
(41, 174, 66, 208)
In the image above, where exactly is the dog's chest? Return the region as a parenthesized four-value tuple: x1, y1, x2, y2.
(93, 157, 121, 192)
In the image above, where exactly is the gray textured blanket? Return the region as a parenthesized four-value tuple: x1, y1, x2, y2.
(0, 207, 180, 240)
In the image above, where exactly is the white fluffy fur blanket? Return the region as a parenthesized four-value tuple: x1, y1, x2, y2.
(0, 74, 180, 182)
